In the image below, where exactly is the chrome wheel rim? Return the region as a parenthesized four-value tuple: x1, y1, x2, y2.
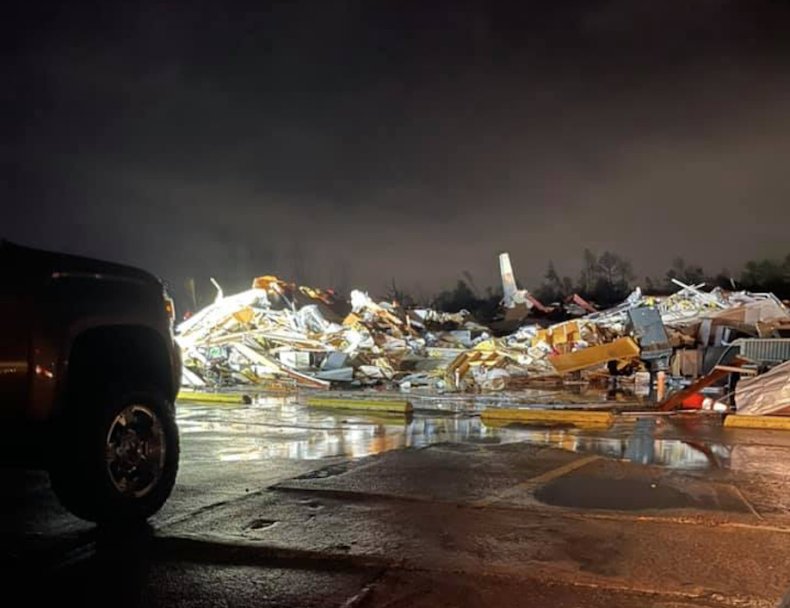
(105, 404, 166, 498)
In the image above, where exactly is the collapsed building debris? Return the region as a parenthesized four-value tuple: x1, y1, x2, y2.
(176, 254, 790, 400)
(735, 359, 790, 416)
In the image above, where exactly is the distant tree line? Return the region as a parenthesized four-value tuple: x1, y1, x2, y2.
(417, 251, 790, 320)
(537, 250, 790, 307)
(385, 277, 503, 322)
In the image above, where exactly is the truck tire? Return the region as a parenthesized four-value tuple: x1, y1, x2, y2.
(49, 387, 179, 523)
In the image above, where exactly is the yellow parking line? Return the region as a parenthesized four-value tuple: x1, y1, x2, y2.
(474, 454, 601, 507)
(527, 454, 603, 485)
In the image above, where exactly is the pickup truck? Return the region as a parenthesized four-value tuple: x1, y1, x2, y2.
(0, 241, 181, 523)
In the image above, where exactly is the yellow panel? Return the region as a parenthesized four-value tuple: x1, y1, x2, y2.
(548, 337, 640, 374)
(531, 329, 548, 348)
(552, 328, 568, 345)
(342, 313, 361, 327)
(473, 339, 497, 352)
(252, 275, 283, 289)
(232, 307, 254, 324)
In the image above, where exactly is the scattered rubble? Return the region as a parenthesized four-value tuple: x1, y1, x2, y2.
(176, 254, 790, 403)
(735, 359, 790, 416)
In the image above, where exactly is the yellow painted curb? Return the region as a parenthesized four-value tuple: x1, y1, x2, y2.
(724, 414, 790, 430)
(306, 396, 413, 414)
(340, 412, 414, 425)
(177, 391, 251, 404)
(481, 408, 614, 428)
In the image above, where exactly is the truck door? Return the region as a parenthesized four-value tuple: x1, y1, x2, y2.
(0, 244, 30, 421)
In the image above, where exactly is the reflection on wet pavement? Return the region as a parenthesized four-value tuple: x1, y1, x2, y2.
(399, 385, 644, 412)
(509, 418, 733, 470)
(176, 396, 527, 462)
(177, 395, 789, 471)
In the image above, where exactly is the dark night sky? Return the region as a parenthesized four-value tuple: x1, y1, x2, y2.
(4, 1, 790, 304)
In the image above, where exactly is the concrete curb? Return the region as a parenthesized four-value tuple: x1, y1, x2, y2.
(481, 408, 615, 428)
(724, 414, 790, 430)
(177, 390, 251, 404)
(306, 396, 413, 414)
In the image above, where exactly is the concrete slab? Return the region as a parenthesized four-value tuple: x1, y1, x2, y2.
(274, 442, 585, 504)
(163, 481, 790, 605)
(7, 401, 790, 607)
(362, 568, 730, 608)
(161, 442, 790, 606)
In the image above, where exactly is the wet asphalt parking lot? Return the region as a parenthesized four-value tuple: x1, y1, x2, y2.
(3, 391, 790, 607)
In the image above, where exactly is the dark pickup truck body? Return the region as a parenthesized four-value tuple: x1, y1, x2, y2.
(0, 241, 181, 521)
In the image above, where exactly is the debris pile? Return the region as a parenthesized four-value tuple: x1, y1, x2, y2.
(735, 360, 790, 416)
(177, 276, 490, 390)
(177, 257, 790, 396)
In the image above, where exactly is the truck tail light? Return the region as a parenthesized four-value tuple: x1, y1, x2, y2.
(164, 295, 175, 323)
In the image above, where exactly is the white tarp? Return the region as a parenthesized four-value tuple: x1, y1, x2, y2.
(735, 360, 790, 415)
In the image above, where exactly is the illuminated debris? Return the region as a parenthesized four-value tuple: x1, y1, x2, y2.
(176, 263, 790, 394)
(177, 278, 430, 389)
(735, 359, 790, 416)
(566, 293, 597, 315)
(548, 337, 641, 375)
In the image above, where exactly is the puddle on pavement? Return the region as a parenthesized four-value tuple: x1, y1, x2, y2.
(403, 385, 645, 413)
(176, 396, 732, 470)
(176, 396, 528, 462)
(534, 476, 750, 512)
(504, 418, 733, 470)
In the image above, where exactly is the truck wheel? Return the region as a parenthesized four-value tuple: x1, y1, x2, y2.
(49, 388, 179, 524)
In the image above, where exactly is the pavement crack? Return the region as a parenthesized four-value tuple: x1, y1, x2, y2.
(155, 533, 394, 573)
(340, 569, 389, 608)
(731, 484, 765, 521)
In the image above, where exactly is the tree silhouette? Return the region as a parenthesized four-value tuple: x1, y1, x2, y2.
(575, 250, 634, 306)
(665, 257, 705, 287)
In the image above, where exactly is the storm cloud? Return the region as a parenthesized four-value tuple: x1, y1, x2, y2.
(4, 1, 790, 304)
